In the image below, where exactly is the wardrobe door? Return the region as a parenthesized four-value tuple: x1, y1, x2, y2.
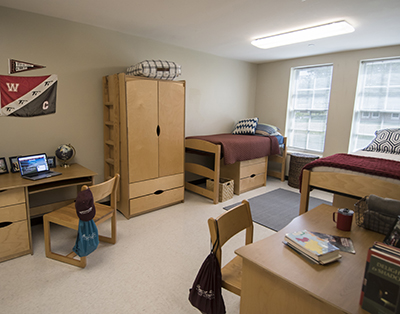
(158, 80, 185, 177)
(126, 79, 159, 182)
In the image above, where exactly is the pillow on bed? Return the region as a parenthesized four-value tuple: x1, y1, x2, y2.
(362, 128, 400, 154)
(255, 123, 281, 136)
(232, 118, 259, 135)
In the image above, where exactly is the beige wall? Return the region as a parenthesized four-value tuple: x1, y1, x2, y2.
(255, 45, 400, 157)
(2, 6, 399, 185)
(0, 7, 257, 183)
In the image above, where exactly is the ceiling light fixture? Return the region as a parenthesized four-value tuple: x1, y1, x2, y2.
(251, 20, 354, 49)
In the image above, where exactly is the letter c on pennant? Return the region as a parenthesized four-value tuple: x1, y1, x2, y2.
(43, 101, 49, 110)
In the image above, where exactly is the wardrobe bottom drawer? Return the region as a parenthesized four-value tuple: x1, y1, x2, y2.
(0, 220, 30, 262)
(129, 186, 184, 217)
(238, 173, 266, 194)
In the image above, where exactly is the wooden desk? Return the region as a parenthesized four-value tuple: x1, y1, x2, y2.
(235, 204, 385, 314)
(0, 164, 96, 262)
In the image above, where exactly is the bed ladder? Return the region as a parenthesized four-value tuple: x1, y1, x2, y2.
(102, 74, 120, 182)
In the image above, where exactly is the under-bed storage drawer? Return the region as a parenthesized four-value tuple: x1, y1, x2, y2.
(240, 173, 266, 194)
(221, 157, 267, 195)
(240, 158, 267, 178)
(128, 174, 184, 217)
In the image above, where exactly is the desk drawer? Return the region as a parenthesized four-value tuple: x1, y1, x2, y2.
(0, 220, 30, 261)
(129, 186, 184, 216)
(0, 188, 25, 207)
(0, 203, 27, 222)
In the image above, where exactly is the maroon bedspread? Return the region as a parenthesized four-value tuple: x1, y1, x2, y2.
(301, 153, 400, 184)
(186, 133, 280, 165)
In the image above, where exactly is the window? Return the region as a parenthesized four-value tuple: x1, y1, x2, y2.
(349, 58, 400, 152)
(285, 64, 333, 153)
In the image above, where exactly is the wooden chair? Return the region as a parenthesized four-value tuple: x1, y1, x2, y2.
(208, 200, 254, 296)
(43, 174, 120, 268)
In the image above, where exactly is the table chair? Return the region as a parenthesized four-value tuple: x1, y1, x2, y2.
(208, 199, 254, 296)
(43, 174, 120, 268)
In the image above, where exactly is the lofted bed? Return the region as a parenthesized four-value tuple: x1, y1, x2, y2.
(299, 141, 400, 215)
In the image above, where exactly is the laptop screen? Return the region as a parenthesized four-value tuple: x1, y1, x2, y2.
(18, 153, 50, 176)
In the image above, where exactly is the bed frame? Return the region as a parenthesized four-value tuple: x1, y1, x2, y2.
(185, 137, 287, 204)
(299, 169, 400, 215)
(267, 137, 287, 181)
(185, 138, 221, 204)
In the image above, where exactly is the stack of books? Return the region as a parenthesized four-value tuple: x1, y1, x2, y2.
(360, 242, 400, 313)
(283, 230, 342, 265)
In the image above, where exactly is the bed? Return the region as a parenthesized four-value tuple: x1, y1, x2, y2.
(184, 133, 285, 204)
(299, 150, 400, 215)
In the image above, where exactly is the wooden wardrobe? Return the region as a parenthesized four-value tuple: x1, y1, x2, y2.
(103, 73, 185, 219)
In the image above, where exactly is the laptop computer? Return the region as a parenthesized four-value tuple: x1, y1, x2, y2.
(18, 153, 61, 181)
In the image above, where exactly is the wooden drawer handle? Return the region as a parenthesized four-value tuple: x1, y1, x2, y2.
(0, 222, 12, 229)
(250, 174, 256, 178)
(154, 190, 164, 195)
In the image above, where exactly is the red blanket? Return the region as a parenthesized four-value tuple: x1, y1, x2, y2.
(186, 133, 280, 165)
(301, 153, 400, 185)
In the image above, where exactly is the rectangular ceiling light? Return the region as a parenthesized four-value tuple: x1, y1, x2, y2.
(251, 20, 354, 49)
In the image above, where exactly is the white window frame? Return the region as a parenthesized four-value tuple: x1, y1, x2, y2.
(285, 64, 334, 154)
(348, 57, 400, 152)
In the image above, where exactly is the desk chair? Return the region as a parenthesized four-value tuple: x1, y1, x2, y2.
(43, 174, 120, 268)
(208, 200, 253, 296)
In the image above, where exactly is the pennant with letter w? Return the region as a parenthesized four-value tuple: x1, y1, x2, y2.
(0, 74, 57, 117)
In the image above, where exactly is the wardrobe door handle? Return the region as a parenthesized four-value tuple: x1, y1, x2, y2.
(156, 125, 160, 136)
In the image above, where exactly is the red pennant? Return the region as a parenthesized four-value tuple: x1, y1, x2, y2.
(8, 59, 46, 74)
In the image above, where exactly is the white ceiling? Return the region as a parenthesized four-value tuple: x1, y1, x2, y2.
(1, 0, 400, 63)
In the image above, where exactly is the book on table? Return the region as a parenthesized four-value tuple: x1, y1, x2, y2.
(311, 231, 356, 254)
(284, 230, 341, 265)
(360, 242, 400, 314)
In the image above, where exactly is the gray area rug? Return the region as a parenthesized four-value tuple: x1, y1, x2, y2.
(223, 188, 331, 231)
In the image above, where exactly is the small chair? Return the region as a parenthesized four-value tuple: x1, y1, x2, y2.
(43, 174, 120, 268)
(208, 199, 254, 296)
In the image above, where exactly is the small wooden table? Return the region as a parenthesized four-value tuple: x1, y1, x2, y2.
(235, 204, 384, 314)
(0, 164, 96, 262)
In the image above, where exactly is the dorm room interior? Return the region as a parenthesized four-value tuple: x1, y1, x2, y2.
(1, 4, 400, 314)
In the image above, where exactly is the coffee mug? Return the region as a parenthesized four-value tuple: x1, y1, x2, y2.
(333, 208, 354, 231)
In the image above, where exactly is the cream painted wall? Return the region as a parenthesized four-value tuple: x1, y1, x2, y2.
(255, 45, 400, 157)
(0, 7, 257, 183)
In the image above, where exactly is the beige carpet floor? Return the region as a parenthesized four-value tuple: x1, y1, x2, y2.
(0, 177, 332, 314)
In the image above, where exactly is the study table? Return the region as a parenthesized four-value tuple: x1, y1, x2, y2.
(0, 164, 96, 263)
(235, 204, 385, 314)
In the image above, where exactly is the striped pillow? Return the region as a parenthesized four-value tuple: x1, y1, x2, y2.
(232, 118, 259, 135)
